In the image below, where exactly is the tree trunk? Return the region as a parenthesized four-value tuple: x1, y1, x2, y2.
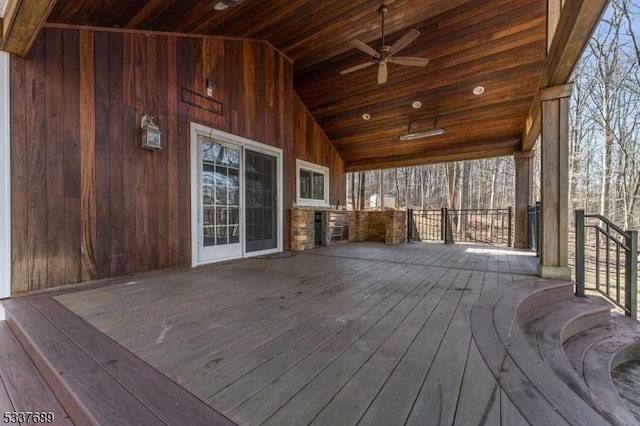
(600, 86, 613, 217)
(358, 171, 366, 210)
(420, 166, 425, 209)
(379, 169, 384, 210)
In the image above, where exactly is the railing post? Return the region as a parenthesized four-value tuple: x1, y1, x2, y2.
(625, 229, 638, 319)
(508, 206, 513, 247)
(407, 208, 413, 242)
(441, 207, 446, 242)
(536, 201, 541, 257)
(575, 209, 585, 297)
(527, 206, 532, 249)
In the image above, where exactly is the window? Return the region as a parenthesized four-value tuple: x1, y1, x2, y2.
(296, 160, 329, 206)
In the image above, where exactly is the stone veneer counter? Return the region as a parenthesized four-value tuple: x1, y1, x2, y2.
(290, 208, 406, 251)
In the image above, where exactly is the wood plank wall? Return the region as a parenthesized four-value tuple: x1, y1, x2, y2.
(10, 27, 345, 294)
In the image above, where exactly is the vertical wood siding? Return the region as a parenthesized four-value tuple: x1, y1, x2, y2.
(10, 28, 345, 293)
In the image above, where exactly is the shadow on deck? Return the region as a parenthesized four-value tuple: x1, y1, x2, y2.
(2, 242, 553, 425)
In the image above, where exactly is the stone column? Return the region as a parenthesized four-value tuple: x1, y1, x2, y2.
(538, 83, 573, 280)
(514, 151, 534, 249)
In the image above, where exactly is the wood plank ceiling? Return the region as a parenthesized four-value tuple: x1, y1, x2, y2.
(46, 0, 547, 171)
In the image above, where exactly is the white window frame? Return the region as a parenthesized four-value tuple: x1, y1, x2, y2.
(0, 52, 11, 320)
(296, 159, 330, 207)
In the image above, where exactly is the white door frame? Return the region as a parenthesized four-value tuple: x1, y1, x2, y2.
(190, 122, 283, 266)
(0, 52, 11, 320)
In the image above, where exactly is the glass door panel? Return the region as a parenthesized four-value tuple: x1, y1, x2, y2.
(199, 137, 242, 262)
(245, 150, 277, 253)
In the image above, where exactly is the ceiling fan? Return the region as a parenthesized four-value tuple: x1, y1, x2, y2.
(340, 4, 429, 84)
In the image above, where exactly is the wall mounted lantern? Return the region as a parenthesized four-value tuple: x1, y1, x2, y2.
(140, 115, 162, 150)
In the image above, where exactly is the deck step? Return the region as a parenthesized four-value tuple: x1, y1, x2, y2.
(0, 321, 72, 425)
(520, 297, 635, 425)
(3, 297, 235, 426)
(471, 278, 610, 426)
(612, 360, 640, 420)
(580, 330, 640, 424)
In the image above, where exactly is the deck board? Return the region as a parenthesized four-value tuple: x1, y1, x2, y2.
(27, 296, 234, 426)
(160, 256, 404, 381)
(187, 262, 414, 397)
(259, 266, 447, 425)
(0, 376, 13, 412)
(220, 265, 429, 423)
(453, 342, 501, 426)
(52, 241, 539, 425)
(0, 321, 71, 425)
(356, 269, 470, 425)
(307, 268, 449, 426)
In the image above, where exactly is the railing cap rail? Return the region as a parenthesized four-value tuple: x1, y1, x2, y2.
(581, 211, 630, 238)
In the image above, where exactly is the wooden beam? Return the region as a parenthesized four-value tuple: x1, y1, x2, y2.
(547, 0, 562, 52)
(522, 0, 609, 151)
(345, 140, 519, 172)
(1, 0, 58, 57)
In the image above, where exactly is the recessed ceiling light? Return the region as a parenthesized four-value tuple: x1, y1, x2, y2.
(473, 86, 485, 95)
(214, 2, 229, 10)
(412, 100, 422, 109)
(362, 113, 371, 121)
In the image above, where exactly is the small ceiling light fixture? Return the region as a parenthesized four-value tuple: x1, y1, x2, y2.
(362, 113, 371, 121)
(473, 85, 485, 96)
(399, 118, 445, 141)
(412, 100, 422, 109)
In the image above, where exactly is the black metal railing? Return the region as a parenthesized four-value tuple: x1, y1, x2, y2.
(527, 202, 541, 256)
(408, 207, 512, 247)
(575, 209, 638, 319)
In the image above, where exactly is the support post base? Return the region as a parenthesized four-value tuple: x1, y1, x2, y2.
(537, 264, 571, 280)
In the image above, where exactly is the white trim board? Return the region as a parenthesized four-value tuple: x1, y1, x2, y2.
(190, 123, 284, 267)
(0, 52, 11, 320)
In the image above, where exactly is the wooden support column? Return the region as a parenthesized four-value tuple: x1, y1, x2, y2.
(538, 83, 572, 280)
(514, 150, 534, 249)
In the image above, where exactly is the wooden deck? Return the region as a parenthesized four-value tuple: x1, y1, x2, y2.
(50, 242, 538, 425)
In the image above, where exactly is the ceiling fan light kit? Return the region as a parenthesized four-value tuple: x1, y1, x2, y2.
(340, 4, 429, 84)
(399, 128, 445, 141)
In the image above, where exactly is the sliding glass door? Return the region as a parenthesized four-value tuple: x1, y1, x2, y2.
(193, 128, 281, 265)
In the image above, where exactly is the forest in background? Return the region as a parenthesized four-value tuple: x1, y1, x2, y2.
(347, 0, 640, 231)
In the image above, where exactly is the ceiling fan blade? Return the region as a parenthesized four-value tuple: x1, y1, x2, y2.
(350, 39, 380, 58)
(340, 60, 378, 75)
(389, 29, 420, 55)
(388, 56, 429, 67)
(378, 62, 388, 84)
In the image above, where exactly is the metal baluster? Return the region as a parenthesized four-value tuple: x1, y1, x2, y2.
(575, 210, 585, 297)
(616, 241, 621, 305)
(606, 223, 611, 298)
(625, 230, 638, 319)
(595, 230, 600, 292)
